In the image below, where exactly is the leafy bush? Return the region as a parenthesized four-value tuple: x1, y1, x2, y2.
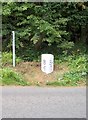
(0, 51, 1, 67)
(68, 55, 87, 73)
(63, 71, 86, 85)
(3, 3, 76, 52)
(2, 52, 12, 65)
(0, 67, 30, 86)
(2, 52, 22, 65)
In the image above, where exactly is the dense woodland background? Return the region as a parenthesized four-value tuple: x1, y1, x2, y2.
(1, 2, 88, 86)
(2, 2, 88, 61)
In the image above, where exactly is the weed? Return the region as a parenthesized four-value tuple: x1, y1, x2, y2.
(0, 67, 30, 86)
(46, 71, 86, 86)
(2, 52, 22, 66)
(68, 55, 87, 72)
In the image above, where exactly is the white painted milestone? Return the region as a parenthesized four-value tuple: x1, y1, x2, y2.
(41, 54, 54, 74)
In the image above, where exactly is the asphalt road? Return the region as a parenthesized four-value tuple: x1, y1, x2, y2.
(2, 87, 86, 118)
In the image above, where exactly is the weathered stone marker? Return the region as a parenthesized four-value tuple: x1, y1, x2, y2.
(41, 54, 54, 74)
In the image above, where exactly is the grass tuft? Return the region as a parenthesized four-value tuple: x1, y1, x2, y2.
(46, 71, 86, 86)
(0, 67, 30, 86)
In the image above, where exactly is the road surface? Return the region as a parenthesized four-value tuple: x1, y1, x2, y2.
(2, 86, 86, 118)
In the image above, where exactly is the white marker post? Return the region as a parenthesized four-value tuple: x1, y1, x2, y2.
(12, 31, 15, 67)
(41, 54, 54, 74)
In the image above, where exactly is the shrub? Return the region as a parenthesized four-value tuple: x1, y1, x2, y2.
(68, 55, 87, 73)
(0, 67, 30, 86)
(63, 71, 86, 86)
(2, 52, 22, 66)
(46, 70, 86, 86)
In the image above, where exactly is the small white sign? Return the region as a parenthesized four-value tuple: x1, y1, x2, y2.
(41, 54, 54, 74)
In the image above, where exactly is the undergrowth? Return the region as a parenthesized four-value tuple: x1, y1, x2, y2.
(1, 43, 87, 86)
(46, 70, 86, 86)
(2, 52, 22, 66)
(0, 67, 30, 86)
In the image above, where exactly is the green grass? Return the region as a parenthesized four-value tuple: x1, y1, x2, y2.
(46, 70, 86, 86)
(54, 52, 87, 86)
(1, 43, 87, 86)
(1, 53, 86, 86)
(2, 52, 22, 66)
(0, 67, 31, 86)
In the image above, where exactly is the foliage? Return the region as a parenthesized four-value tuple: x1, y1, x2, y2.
(1, 3, 75, 51)
(1, 2, 87, 86)
(0, 67, 30, 86)
(2, 52, 22, 65)
(68, 55, 87, 72)
(2, 2, 88, 61)
(49, 50, 87, 86)
(2, 52, 12, 65)
(0, 51, 1, 67)
(63, 43, 87, 73)
(46, 71, 86, 87)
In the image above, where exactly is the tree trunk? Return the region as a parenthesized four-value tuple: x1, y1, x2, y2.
(80, 25, 87, 44)
(34, 32, 45, 50)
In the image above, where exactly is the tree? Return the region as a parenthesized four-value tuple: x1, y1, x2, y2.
(2, 2, 88, 54)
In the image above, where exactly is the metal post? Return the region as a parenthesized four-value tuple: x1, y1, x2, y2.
(12, 31, 15, 67)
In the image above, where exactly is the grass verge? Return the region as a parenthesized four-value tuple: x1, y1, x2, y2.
(2, 52, 22, 66)
(46, 71, 86, 86)
(0, 67, 31, 86)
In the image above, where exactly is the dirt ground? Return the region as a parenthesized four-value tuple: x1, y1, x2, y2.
(12, 62, 69, 85)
